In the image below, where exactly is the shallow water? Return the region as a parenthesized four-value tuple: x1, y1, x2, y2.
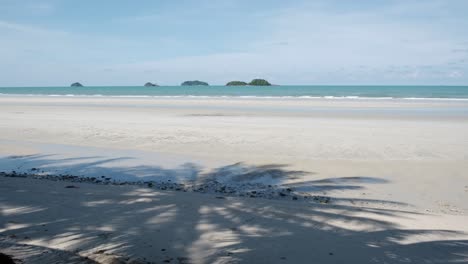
(1, 85, 468, 99)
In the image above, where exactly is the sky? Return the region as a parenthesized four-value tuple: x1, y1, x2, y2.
(1, 0, 468, 86)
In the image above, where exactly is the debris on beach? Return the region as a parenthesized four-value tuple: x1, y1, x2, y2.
(0, 171, 331, 204)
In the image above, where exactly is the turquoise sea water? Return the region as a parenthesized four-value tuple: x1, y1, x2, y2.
(1, 85, 468, 99)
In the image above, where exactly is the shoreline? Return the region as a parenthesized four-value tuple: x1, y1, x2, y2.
(3, 93, 468, 102)
(1, 84, 468, 101)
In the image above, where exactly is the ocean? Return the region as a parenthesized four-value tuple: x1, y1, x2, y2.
(1, 85, 468, 100)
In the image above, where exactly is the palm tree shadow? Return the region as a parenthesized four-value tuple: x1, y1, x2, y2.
(1, 154, 467, 263)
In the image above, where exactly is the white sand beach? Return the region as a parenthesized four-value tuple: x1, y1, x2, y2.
(1, 96, 468, 263)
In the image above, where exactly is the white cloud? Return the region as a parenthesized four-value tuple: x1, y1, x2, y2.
(0, 1, 467, 85)
(105, 1, 468, 85)
(448, 71, 462, 78)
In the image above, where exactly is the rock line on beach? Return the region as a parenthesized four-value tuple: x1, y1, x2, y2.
(0, 171, 331, 203)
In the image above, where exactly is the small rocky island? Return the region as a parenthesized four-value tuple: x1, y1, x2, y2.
(70, 82, 83, 87)
(249, 79, 271, 86)
(225, 79, 272, 86)
(144, 82, 159, 87)
(181, 80, 209, 86)
(226, 81, 248, 86)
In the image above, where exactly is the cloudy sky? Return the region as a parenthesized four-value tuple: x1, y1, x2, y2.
(1, 0, 468, 86)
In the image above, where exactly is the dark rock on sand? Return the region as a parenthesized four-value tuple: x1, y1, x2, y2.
(1, 171, 332, 204)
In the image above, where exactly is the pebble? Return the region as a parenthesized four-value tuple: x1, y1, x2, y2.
(1, 170, 332, 204)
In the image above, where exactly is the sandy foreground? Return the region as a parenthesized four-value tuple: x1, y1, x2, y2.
(0, 96, 468, 263)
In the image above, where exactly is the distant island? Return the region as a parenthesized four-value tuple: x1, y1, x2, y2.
(70, 82, 83, 87)
(249, 79, 271, 86)
(144, 82, 159, 87)
(226, 81, 248, 86)
(68, 80, 273, 87)
(181, 80, 209, 86)
(225, 79, 272, 86)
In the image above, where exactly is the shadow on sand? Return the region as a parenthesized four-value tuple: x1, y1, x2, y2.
(0, 154, 467, 263)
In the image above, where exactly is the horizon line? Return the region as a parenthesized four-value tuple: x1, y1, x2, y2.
(1, 84, 468, 88)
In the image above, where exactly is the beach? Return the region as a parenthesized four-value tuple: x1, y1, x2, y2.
(1, 95, 468, 263)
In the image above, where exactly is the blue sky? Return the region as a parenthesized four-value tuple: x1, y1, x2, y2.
(1, 0, 468, 86)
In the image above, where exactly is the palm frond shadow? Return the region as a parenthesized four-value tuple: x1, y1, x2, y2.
(1, 154, 467, 263)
